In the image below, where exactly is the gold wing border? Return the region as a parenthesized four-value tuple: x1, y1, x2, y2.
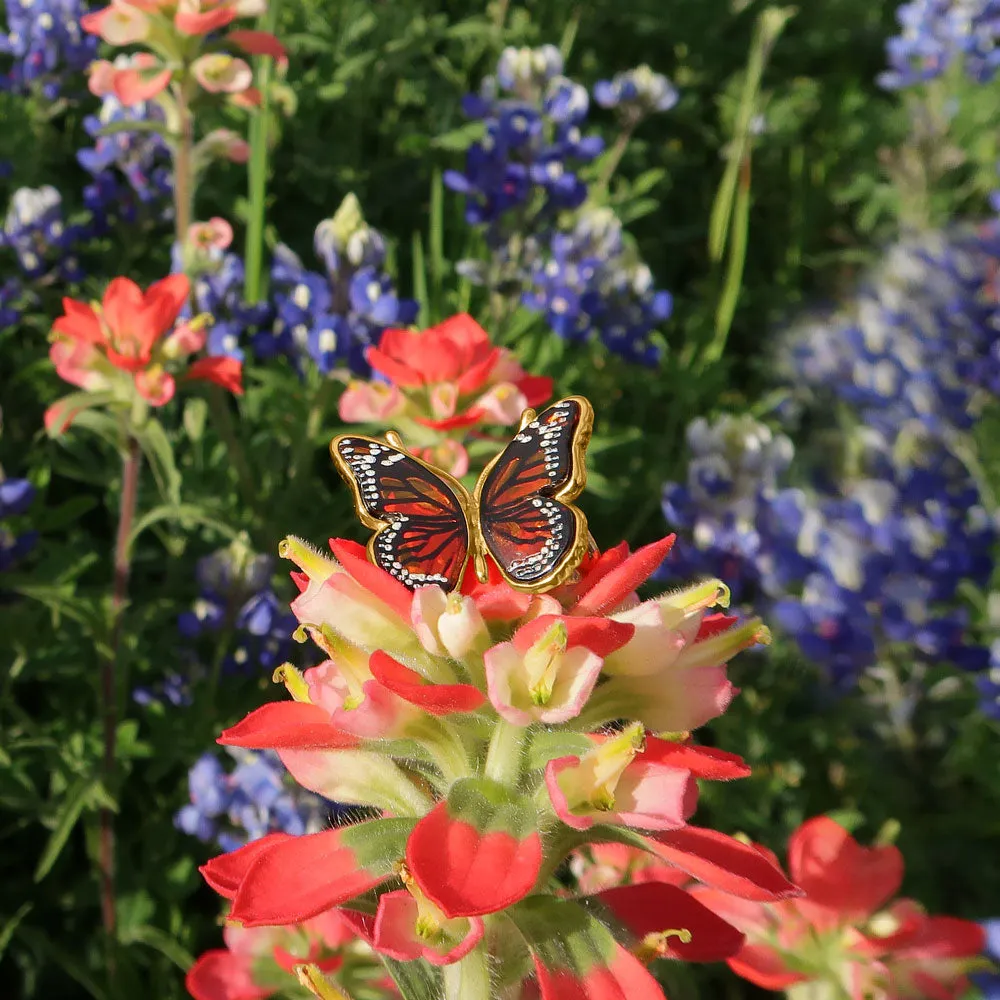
(329, 430, 476, 591)
(471, 394, 595, 593)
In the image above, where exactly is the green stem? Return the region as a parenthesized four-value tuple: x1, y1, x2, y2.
(290, 376, 333, 480)
(597, 121, 636, 189)
(206, 387, 260, 526)
(173, 82, 195, 245)
(483, 718, 525, 786)
(101, 436, 141, 966)
(244, 0, 281, 304)
(205, 623, 234, 721)
(443, 943, 492, 1000)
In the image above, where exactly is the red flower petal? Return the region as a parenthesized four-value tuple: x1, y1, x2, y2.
(366, 330, 426, 387)
(728, 944, 808, 990)
(648, 825, 800, 901)
(596, 882, 746, 961)
(369, 650, 485, 715)
(413, 410, 484, 431)
(455, 345, 502, 396)
(467, 582, 532, 620)
(186, 356, 244, 395)
(229, 827, 392, 927)
(185, 949, 269, 1000)
(533, 945, 667, 1000)
(218, 702, 361, 750)
(175, 7, 237, 35)
(199, 832, 294, 899)
(572, 536, 676, 616)
(640, 739, 751, 780)
(371, 889, 485, 966)
(695, 613, 739, 640)
(112, 66, 172, 105)
(787, 816, 903, 918)
(517, 374, 554, 407)
(514, 896, 667, 1000)
(225, 29, 287, 61)
(328, 537, 412, 621)
(407, 793, 542, 918)
(143, 273, 189, 332)
(514, 615, 635, 657)
(53, 298, 103, 344)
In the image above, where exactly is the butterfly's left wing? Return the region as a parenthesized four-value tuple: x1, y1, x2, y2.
(331, 434, 471, 591)
(474, 396, 594, 591)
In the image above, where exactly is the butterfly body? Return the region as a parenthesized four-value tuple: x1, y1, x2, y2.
(330, 397, 594, 593)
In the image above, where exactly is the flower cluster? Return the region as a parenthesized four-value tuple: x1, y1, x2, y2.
(446, 44, 601, 226)
(338, 313, 553, 477)
(46, 273, 243, 434)
(659, 413, 794, 602)
(446, 46, 675, 364)
(178, 540, 296, 677)
(198, 530, 792, 997)
(594, 65, 680, 123)
(171, 217, 270, 364)
(522, 205, 673, 365)
(78, 64, 173, 223)
(186, 907, 397, 1000)
(2, 185, 85, 283)
(81, 0, 285, 108)
(263, 194, 418, 375)
(662, 231, 1000, 706)
(879, 0, 1000, 89)
(176, 749, 334, 853)
(695, 816, 986, 1000)
(0, 0, 97, 97)
(0, 472, 36, 573)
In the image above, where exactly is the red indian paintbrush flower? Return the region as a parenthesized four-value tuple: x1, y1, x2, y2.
(186, 906, 396, 1000)
(46, 274, 242, 434)
(693, 816, 986, 999)
(199, 526, 791, 999)
(339, 314, 554, 476)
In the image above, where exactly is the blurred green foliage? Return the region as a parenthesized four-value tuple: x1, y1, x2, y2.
(2, 1, 999, 999)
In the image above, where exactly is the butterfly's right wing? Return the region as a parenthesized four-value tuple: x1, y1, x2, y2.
(331, 434, 471, 591)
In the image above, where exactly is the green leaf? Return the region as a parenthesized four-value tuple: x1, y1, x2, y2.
(127, 502, 239, 552)
(16, 928, 110, 1000)
(333, 51, 377, 83)
(382, 956, 444, 1000)
(97, 118, 168, 138)
(34, 495, 99, 532)
(0, 902, 32, 960)
(183, 397, 208, 442)
(431, 120, 486, 150)
(134, 418, 181, 505)
(34, 776, 96, 882)
(119, 924, 194, 970)
(443, 777, 538, 838)
(509, 896, 618, 973)
(44, 391, 117, 439)
(527, 731, 592, 772)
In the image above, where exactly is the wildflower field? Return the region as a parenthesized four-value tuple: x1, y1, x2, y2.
(2, 1, 1000, 998)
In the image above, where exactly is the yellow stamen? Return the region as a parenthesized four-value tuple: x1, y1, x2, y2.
(634, 927, 693, 963)
(294, 965, 354, 1000)
(398, 862, 446, 942)
(272, 663, 311, 702)
(578, 722, 645, 812)
(524, 621, 568, 706)
(278, 535, 339, 582)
